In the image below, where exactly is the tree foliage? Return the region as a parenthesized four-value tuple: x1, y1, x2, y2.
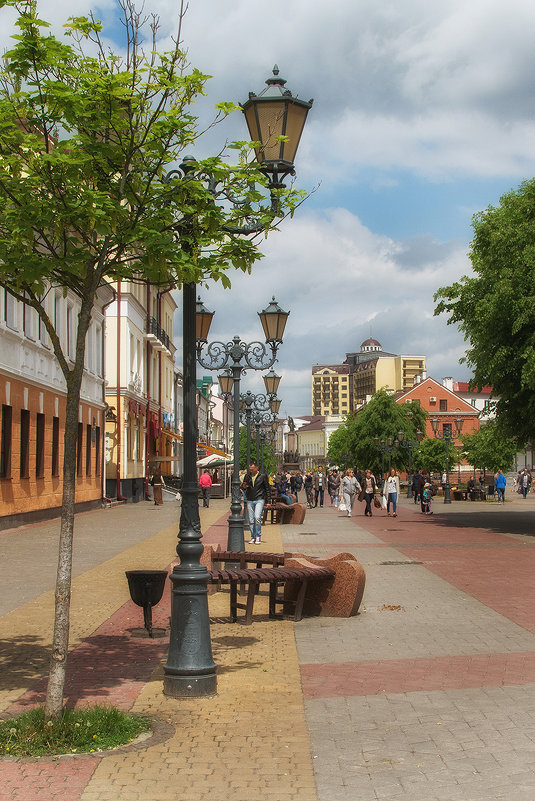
(435, 178, 535, 445)
(327, 389, 428, 475)
(238, 425, 276, 473)
(0, 0, 306, 718)
(460, 420, 517, 474)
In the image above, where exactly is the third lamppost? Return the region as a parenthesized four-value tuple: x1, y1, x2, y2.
(431, 417, 464, 504)
(197, 298, 289, 553)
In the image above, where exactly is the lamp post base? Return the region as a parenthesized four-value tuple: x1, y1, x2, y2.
(163, 672, 217, 698)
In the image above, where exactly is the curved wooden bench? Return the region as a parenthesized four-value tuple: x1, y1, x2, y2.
(209, 564, 334, 624)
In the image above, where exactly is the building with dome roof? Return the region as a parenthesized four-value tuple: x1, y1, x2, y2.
(312, 339, 426, 415)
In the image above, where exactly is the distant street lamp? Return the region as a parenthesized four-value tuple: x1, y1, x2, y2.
(395, 429, 424, 498)
(431, 417, 464, 504)
(198, 297, 289, 553)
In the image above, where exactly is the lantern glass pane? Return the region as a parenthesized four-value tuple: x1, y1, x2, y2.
(282, 102, 309, 164)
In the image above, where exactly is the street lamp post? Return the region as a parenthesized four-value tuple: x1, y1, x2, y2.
(430, 417, 464, 504)
(163, 68, 310, 699)
(395, 429, 424, 498)
(198, 298, 289, 554)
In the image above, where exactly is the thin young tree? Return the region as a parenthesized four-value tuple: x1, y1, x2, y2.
(0, 0, 305, 718)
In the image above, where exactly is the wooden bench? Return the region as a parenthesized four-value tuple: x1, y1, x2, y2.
(208, 563, 334, 624)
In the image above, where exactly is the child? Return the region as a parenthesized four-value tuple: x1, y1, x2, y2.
(422, 481, 434, 515)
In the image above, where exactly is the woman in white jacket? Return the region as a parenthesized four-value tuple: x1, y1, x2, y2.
(341, 469, 361, 518)
(383, 468, 400, 517)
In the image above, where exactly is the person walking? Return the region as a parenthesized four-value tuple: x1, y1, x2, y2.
(151, 464, 164, 506)
(304, 471, 314, 508)
(313, 470, 325, 508)
(362, 469, 377, 517)
(521, 469, 532, 498)
(328, 469, 341, 508)
(242, 461, 270, 544)
(341, 468, 360, 517)
(199, 469, 212, 508)
(383, 467, 400, 517)
(494, 469, 506, 504)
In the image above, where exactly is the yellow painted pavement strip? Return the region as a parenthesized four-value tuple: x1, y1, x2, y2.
(81, 516, 318, 801)
(1, 506, 317, 801)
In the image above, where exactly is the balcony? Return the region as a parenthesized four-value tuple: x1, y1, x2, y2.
(145, 316, 170, 352)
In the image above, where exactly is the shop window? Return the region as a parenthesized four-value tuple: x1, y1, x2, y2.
(20, 409, 30, 478)
(86, 423, 92, 476)
(0, 405, 12, 478)
(52, 416, 60, 476)
(77, 422, 83, 477)
(36, 413, 45, 478)
(95, 426, 101, 476)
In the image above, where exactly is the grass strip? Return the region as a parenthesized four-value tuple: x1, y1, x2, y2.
(0, 705, 150, 757)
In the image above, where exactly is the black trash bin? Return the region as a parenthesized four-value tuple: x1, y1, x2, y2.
(125, 570, 168, 637)
(487, 485, 495, 496)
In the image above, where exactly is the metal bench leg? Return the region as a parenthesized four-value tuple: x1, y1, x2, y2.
(230, 581, 238, 622)
(244, 583, 257, 625)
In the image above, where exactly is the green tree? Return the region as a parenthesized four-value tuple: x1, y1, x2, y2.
(460, 420, 517, 474)
(435, 178, 535, 445)
(327, 389, 427, 475)
(412, 437, 451, 475)
(238, 425, 276, 473)
(0, 1, 304, 718)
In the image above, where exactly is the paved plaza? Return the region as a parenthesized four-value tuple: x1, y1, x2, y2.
(1, 490, 535, 800)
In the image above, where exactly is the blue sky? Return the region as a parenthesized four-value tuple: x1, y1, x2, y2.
(3, 0, 535, 416)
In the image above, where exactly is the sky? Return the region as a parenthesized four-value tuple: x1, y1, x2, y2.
(3, 0, 535, 416)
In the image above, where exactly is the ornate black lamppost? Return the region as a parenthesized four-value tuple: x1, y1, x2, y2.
(198, 299, 288, 554)
(430, 417, 464, 504)
(163, 68, 311, 699)
(395, 429, 424, 498)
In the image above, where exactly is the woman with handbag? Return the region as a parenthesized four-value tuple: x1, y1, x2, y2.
(362, 469, 377, 517)
(341, 469, 360, 517)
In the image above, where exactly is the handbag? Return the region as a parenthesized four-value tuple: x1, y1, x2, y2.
(373, 496, 381, 509)
(339, 500, 347, 512)
(358, 488, 365, 502)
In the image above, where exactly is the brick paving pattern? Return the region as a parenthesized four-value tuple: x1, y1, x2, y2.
(284, 498, 535, 800)
(2, 494, 535, 800)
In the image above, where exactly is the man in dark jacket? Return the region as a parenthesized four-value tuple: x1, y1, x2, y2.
(412, 471, 423, 504)
(242, 461, 269, 544)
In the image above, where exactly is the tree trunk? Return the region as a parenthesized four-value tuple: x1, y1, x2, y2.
(44, 287, 96, 719)
(44, 378, 81, 718)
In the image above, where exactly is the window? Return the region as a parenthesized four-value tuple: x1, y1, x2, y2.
(36, 413, 45, 478)
(77, 422, 83, 477)
(86, 424, 92, 476)
(0, 405, 12, 478)
(20, 409, 30, 478)
(95, 426, 101, 476)
(52, 416, 60, 476)
(67, 304, 74, 360)
(440, 399, 448, 411)
(5, 291, 17, 330)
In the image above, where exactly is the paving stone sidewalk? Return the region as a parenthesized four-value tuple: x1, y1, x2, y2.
(283, 497, 535, 801)
(2, 494, 535, 801)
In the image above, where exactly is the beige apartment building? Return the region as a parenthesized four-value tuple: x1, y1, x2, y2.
(312, 338, 426, 414)
(104, 280, 178, 501)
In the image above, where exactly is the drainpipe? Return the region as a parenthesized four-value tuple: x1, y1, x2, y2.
(115, 281, 127, 501)
(144, 282, 151, 499)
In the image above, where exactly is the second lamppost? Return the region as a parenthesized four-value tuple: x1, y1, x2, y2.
(374, 436, 397, 489)
(198, 298, 289, 553)
(431, 417, 464, 504)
